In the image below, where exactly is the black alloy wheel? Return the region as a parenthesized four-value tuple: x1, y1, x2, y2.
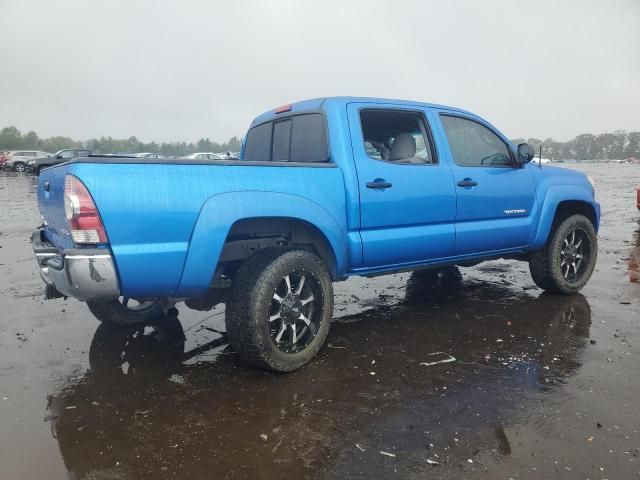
(269, 271, 323, 353)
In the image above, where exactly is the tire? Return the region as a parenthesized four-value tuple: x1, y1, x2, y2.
(13, 162, 26, 172)
(225, 248, 333, 372)
(87, 297, 164, 326)
(529, 214, 597, 294)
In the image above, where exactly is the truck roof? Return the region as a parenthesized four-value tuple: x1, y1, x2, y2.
(250, 96, 476, 126)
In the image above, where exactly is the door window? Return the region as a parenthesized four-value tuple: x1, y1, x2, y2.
(359, 109, 436, 165)
(440, 115, 512, 167)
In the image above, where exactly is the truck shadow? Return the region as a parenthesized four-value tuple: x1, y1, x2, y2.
(46, 268, 591, 479)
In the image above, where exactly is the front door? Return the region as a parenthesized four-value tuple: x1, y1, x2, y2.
(434, 112, 536, 255)
(347, 103, 457, 268)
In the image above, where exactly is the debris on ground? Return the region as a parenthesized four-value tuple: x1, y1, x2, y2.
(379, 451, 396, 458)
(169, 374, 186, 384)
(259, 434, 268, 442)
(355, 444, 366, 452)
(420, 352, 456, 367)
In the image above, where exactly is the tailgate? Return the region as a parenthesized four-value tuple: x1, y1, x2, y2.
(37, 164, 74, 249)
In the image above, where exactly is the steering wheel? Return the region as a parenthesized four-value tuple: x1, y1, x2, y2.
(480, 153, 509, 166)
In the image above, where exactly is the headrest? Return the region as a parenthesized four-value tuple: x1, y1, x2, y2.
(389, 133, 416, 161)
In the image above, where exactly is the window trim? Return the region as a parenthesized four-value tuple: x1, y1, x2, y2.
(358, 108, 439, 167)
(439, 113, 516, 168)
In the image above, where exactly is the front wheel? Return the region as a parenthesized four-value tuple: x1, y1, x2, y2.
(225, 248, 334, 372)
(87, 297, 164, 326)
(529, 214, 597, 294)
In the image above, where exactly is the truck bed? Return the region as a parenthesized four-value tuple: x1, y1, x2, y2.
(38, 157, 348, 298)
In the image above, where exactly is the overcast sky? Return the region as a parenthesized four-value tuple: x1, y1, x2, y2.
(1, 0, 638, 143)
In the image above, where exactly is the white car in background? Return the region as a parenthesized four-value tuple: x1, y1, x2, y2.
(131, 152, 168, 159)
(532, 157, 552, 165)
(181, 152, 226, 160)
(3, 150, 52, 172)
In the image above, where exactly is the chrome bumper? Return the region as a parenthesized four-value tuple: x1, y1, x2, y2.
(32, 230, 120, 301)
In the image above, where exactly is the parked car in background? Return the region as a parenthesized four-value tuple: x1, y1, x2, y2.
(131, 152, 167, 159)
(533, 157, 552, 165)
(26, 149, 91, 174)
(636, 186, 640, 210)
(0, 151, 8, 167)
(3, 150, 51, 172)
(181, 152, 225, 160)
(33, 96, 600, 372)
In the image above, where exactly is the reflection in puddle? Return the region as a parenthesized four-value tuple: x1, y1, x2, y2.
(46, 269, 591, 479)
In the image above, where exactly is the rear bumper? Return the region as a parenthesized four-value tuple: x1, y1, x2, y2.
(32, 229, 120, 301)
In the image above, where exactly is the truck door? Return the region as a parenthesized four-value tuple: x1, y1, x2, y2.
(433, 111, 536, 254)
(347, 103, 457, 268)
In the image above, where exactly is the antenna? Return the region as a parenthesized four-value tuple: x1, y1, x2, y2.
(538, 144, 543, 169)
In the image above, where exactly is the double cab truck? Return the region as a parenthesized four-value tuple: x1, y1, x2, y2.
(32, 97, 600, 371)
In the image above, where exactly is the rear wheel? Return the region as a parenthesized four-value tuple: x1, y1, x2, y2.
(225, 248, 333, 372)
(529, 214, 597, 294)
(13, 162, 26, 172)
(87, 297, 164, 326)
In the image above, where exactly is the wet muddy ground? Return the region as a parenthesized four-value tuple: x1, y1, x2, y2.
(1, 164, 639, 479)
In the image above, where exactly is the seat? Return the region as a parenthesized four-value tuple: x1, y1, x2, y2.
(389, 133, 422, 163)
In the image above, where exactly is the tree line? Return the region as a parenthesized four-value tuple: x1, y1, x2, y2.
(0, 126, 242, 157)
(511, 130, 640, 161)
(2, 125, 639, 160)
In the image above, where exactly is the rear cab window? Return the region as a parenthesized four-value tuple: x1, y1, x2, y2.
(242, 113, 329, 163)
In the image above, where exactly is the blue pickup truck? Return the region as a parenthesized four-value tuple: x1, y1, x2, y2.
(32, 97, 600, 371)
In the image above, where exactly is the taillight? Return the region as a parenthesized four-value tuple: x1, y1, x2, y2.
(64, 175, 108, 244)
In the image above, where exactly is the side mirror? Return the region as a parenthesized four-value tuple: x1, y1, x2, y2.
(56, 154, 63, 159)
(517, 143, 535, 164)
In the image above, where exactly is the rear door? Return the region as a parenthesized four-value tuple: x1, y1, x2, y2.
(347, 103, 457, 268)
(434, 111, 536, 254)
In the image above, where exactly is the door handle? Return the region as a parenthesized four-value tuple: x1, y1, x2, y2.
(366, 180, 393, 189)
(457, 179, 478, 187)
